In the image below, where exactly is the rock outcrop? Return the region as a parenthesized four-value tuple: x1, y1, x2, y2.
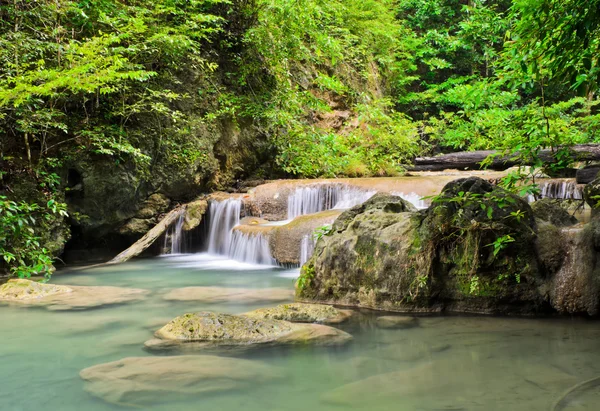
(298, 177, 600, 315)
(0, 279, 149, 310)
(80, 356, 283, 407)
(144, 311, 352, 352)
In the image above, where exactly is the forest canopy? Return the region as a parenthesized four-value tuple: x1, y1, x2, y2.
(1, 0, 599, 278)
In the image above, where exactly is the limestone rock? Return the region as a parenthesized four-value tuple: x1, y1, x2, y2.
(162, 286, 294, 304)
(144, 311, 352, 352)
(298, 178, 548, 315)
(243, 303, 352, 324)
(80, 355, 283, 407)
(182, 199, 207, 231)
(375, 316, 419, 329)
(135, 193, 171, 219)
(531, 198, 578, 227)
(0, 279, 149, 310)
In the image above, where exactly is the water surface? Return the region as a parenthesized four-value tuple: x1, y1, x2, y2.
(1, 255, 599, 411)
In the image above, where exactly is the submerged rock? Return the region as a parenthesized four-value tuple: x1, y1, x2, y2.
(80, 355, 283, 407)
(162, 286, 293, 304)
(243, 303, 352, 324)
(0, 279, 149, 310)
(375, 316, 419, 329)
(144, 311, 352, 352)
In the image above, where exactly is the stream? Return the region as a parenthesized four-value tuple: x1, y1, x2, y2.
(2, 254, 600, 410)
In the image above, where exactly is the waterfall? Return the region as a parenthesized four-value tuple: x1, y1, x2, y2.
(205, 198, 275, 265)
(390, 191, 428, 209)
(300, 234, 315, 266)
(538, 180, 584, 200)
(207, 199, 242, 255)
(163, 211, 186, 254)
(228, 230, 275, 265)
(287, 184, 376, 219)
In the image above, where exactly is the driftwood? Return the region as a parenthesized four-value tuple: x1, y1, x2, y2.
(410, 144, 600, 172)
(107, 207, 186, 265)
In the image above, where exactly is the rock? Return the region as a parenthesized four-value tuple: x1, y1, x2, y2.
(0, 279, 71, 300)
(162, 286, 294, 304)
(80, 356, 283, 407)
(547, 226, 600, 315)
(144, 311, 352, 352)
(375, 316, 419, 329)
(531, 199, 578, 226)
(535, 221, 567, 274)
(243, 303, 353, 324)
(0, 279, 149, 310)
(117, 218, 154, 236)
(270, 210, 342, 265)
(298, 178, 549, 315)
(577, 164, 600, 184)
(584, 175, 600, 209)
(135, 193, 171, 219)
(182, 199, 207, 231)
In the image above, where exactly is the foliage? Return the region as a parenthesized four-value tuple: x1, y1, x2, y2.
(0, 196, 68, 279)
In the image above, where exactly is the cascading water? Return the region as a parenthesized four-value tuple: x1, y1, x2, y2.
(538, 180, 584, 200)
(300, 234, 315, 266)
(163, 211, 186, 254)
(206, 198, 275, 265)
(207, 199, 242, 255)
(391, 191, 428, 209)
(228, 230, 275, 265)
(287, 184, 376, 219)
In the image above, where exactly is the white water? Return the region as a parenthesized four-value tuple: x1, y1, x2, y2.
(287, 184, 376, 219)
(300, 234, 316, 266)
(162, 211, 186, 254)
(538, 180, 584, 200)
(207, 199, 242, 255)
(390, 191, 429, 209)
(206, 199, 275, 265)
(228, 230, 275, 265)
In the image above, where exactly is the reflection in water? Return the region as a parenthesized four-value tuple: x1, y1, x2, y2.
(1, 257, 599, 411)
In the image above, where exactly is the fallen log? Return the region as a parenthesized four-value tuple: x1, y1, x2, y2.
(410, 144, 600, 172)
(107, 207, 186, 265)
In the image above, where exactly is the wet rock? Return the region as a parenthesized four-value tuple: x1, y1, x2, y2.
(162, 286, 293, 304)
(375, 316, 419, 329)
(577, 164, 600, 184)
(584, 176, 600, 210)
(531, 199, 578, 227)
(299, 178, 550, 315)
(182, 199, 207, 231)
(243, 303, 353, 324)
(80, 355, 283, 407)
(0, 279, 149, 310)
(546, 226, 600, 315)
(144, 311, 352, 352)
(270, 210, 342, 266)
(536, 221, 567, 274)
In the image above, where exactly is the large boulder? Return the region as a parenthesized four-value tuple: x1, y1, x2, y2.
(0, 279, 149, 310)
(80, 356, 283, 407)
(144, 311, 352, 352)
(298, 178, 556, 315)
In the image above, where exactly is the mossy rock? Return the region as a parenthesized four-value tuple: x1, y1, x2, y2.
(243, 303, 352, 324)
(0, 279, 71, 300)
(531, 199, 578, 227)
(145, 311, 352, 352)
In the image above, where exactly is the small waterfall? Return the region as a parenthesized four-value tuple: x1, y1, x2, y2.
(228, 230, 275, 265)
(287, 184, 376, 219)
(163, 211, 186, 254)
(205, 198, 276, 265)
(300, 234, 315, 266)
(207, 199, 242, 255)
(538, 180, 584, 200)
(390, 191, 428, 209)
